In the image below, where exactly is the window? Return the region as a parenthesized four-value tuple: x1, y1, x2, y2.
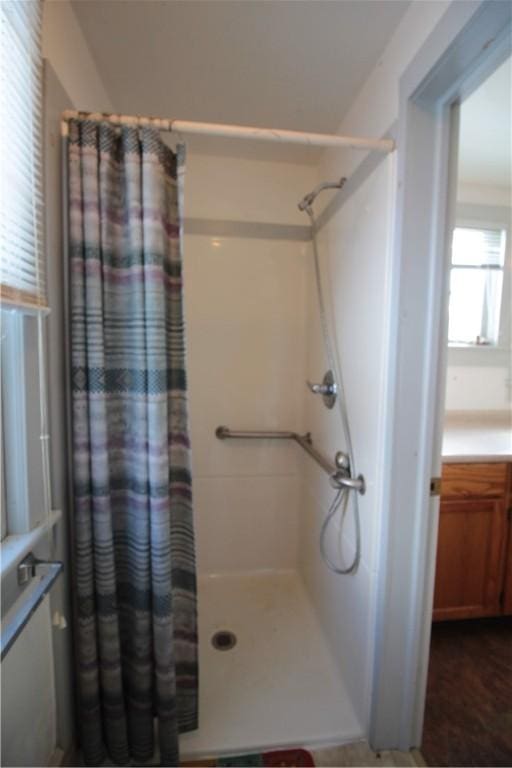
(0, 1, 49, 542)
(0, 0, 45, 310)
(447, 226, 507, 346)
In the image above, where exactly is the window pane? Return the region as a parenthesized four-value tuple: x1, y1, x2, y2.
(449, 226, 506, 345)
(483, 268, 504, 344)
(452, 227, 506, 267)
(0, 310, 49, 535)
(448, 267, 486, 344)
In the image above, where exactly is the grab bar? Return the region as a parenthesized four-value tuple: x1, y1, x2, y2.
(294, 432, 335, 476)
(215, 425, 365, 494)
(215, 426, 296, 440)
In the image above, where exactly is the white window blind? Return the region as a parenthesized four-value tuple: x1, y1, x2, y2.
(0, 0, 46, 310)
(452, 226, 506, 267)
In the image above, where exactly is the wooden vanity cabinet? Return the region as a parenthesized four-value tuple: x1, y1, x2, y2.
(432, 462, 511, 621)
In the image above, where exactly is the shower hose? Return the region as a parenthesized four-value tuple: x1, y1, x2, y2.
(305, 206, 361, 575)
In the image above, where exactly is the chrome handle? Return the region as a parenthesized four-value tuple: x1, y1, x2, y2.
(339, 474, 366, 493)
(17, 553, 63, 586)
(334, 451, 350, 471)
(3, 558, 63, 660)
(330, 472, 366, 495)
(306, 370, 337, 409)
(307, 380, 337, 396)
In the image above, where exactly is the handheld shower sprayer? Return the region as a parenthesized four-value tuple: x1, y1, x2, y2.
(298, 173, 362, 575)
(297, 177, 346, 213)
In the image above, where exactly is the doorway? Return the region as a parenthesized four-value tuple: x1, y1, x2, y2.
(369, 0, 512, 755)
(422, 54, 512, 767)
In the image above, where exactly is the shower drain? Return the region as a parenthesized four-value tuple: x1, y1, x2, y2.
(211, 630, 237, 651)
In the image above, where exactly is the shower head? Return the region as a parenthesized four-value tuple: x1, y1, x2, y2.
(297, 177, 346, 213)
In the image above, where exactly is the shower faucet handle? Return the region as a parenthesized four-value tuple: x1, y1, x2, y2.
(334, 451, 350, 471)
(306, 370, 337, 410)
(307, 380, 333, 395)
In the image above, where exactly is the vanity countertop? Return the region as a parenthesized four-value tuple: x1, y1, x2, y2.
(442, 411, 512, 463)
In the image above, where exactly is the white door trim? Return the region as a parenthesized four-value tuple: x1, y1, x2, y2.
(370, 0, 512, 750)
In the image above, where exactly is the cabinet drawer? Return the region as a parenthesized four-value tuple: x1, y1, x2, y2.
(441, 462, 508, 498)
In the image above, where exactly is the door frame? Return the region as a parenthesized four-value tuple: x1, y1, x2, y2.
(370, 0, 512, 750)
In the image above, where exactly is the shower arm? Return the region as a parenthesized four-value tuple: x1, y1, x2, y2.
(215, 426, 365, 494)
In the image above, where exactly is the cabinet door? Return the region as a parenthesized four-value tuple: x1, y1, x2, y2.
(502, 520, 512, 615)
(502, 466, 512, 615)
(433, 497, 507, 621)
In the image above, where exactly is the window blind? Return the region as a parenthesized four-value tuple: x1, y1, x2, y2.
(0, 0, 46, 311)
(452, 226, 506, 268)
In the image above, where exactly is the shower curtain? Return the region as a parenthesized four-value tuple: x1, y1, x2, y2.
(68, 118, 197, 766)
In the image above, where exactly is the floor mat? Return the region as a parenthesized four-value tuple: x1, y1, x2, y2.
(182, 748, 315, 767)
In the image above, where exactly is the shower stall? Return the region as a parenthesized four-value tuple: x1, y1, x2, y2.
(62, 111, 394, 762)
(174, 150, 386, 759)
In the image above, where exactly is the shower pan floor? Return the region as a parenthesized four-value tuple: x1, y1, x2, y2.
(180, 569, 363, 759)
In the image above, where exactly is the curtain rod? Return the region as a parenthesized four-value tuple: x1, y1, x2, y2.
(60, 110, 394, 153)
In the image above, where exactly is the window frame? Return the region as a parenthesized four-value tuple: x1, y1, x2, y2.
(0, 0, 51, 550)
(1, 309, 50, 540)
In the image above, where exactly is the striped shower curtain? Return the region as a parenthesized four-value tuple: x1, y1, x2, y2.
(68, 118, 197, 766)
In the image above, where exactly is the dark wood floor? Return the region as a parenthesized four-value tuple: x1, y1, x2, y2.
(422, 616, 512, 767)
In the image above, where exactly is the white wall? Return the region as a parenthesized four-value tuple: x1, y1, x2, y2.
(183, 154, 315, 574)
(42, 0, 113, 112)
(445, 365, 511, 411)
(458, 182, 511, 207)
(318, 1, 451, 180)
(296, 0, 456, 734)
(1, 598, 56, 767)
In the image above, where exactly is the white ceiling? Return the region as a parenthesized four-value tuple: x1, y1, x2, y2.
(71, 0, 410, 163)
(458, 56, 512, 190)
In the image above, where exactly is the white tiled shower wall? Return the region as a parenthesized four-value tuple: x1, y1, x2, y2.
(182, 154, 316, 574)
(298, 159, 395, 729)
(297, 0, 452, 733)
